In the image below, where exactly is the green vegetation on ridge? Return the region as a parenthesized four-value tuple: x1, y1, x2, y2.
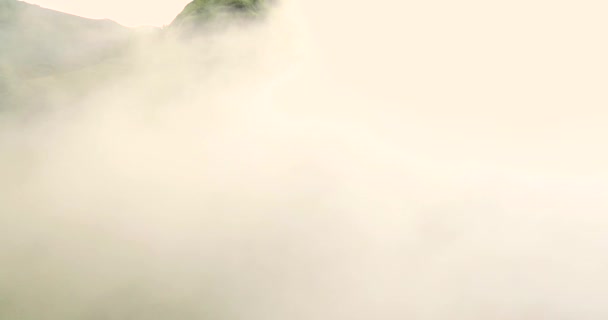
(170, 0, 272, 30)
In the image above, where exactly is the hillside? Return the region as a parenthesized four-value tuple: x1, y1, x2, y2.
(0, 0, 132, 79)
(0, 0, 275, 112)
(0, 0, 137, 111)
(170, 0, 272, 31)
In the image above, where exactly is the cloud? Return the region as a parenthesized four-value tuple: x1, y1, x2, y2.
(2, 1, 608, 319)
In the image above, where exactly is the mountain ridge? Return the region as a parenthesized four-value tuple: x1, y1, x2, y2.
(0, 0, 276, 112)
(169, 0, 272, 30)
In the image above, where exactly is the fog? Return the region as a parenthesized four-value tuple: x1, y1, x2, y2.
(1, 0, 608, 319)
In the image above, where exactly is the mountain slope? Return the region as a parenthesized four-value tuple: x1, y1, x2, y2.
(170, 0, 273, 31)
(0, 0, 132, 79)
(0, 0, 276, 112)
(0, 0, 136, 111)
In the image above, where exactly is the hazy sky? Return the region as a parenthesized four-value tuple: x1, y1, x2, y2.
(23, 0, 608, 175)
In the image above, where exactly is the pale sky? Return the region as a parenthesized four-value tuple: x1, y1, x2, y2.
(22, 0, 608, 175)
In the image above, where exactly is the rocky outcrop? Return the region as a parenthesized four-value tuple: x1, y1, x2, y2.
(169, 0, 273, 31)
